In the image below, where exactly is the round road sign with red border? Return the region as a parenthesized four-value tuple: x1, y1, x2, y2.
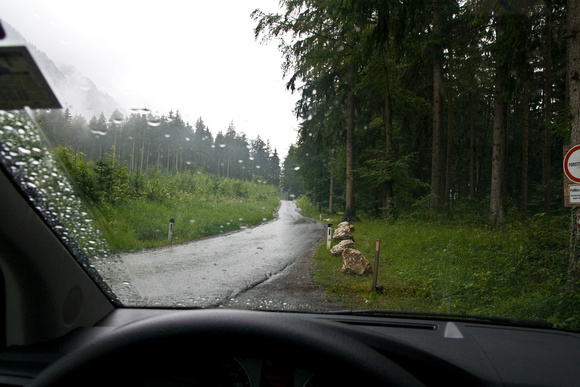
(564, 145, 580, 183)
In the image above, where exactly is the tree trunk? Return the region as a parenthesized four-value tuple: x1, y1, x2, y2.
(343, 59, 357, 221)
(156, 146, 161, 169)
(543, 1, 553, 212)
(430, 1, 446, 210)
(328, 151, 335, 215)
(312, 180, 317, 206)
(469, 89, 476, 199)
(489, 85, 509, 227)
(140, 135, 145, 172)
(445, 68, 454, 203)
(567, 0, 580, 292)
(489, 15, 509, 228)
(382, 43, 394, 217)
(146, 145, 150, 171)
(217, 154, 221, 176)
(131, 138, 136, 172)
(166, 145, 171, 172)
(521, 79, 530, 211)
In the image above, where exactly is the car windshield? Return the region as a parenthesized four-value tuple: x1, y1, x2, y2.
(1, 0, 579, 331)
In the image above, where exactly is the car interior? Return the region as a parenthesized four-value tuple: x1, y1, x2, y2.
(0, 1, 579, 386)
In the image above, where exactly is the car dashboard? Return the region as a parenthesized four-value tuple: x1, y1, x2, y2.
(0, 308, 578, 386)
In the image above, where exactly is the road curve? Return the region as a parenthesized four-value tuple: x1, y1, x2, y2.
(120, 200, 325, 307)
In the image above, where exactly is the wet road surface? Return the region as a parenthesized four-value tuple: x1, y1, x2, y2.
(121, 200, 325, 307)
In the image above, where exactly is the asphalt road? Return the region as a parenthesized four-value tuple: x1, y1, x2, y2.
(120, 200, 325, 307)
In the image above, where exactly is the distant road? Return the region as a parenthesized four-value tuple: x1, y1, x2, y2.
(121, 200, 325, 307)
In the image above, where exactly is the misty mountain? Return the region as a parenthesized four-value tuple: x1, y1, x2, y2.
(1, 21, 124, 120)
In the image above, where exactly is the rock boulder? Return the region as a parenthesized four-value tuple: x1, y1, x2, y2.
(341, 248, 372, 275)
(333, 221, 353, 241)
(330, 239, 356, 256)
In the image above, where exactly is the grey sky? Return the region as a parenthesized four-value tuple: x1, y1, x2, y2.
(0, 0, 298, 157)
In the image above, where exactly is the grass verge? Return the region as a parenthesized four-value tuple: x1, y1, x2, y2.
(87, 176, 281, 251)
(94, 195, 280, 251)
(296, 197, 579, 330)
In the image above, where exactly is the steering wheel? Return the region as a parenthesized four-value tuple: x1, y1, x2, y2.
(29, 309, 425, 386)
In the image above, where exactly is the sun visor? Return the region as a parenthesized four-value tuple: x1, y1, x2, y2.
(0, 46, 61, 109)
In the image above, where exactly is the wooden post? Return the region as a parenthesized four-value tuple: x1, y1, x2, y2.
(372, 239, 380, 291)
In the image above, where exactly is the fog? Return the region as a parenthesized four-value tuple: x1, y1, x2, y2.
(0, 0, 298, 157)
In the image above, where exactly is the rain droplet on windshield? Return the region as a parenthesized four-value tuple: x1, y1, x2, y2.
(90, 129, 108, 136)
(148, 118, 162, 127)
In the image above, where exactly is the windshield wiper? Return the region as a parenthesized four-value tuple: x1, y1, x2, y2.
(326, 310, 553, 329)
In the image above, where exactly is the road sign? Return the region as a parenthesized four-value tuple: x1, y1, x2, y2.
(564, 145, 580, 183)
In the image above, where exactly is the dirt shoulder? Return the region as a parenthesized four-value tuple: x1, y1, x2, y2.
(224, 242, 344, 312)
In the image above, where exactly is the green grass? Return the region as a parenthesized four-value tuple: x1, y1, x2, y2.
(50, 146, 282, 252)
(296, 196, 579, 330)
(89, 175, 280, 251)
(93, 196, 279, 251)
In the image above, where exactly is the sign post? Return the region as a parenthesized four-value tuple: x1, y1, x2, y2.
(168, 218, 175, 244)
(327, 224, 332, 249)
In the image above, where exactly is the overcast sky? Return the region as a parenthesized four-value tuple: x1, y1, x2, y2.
(0, 0, 299, 158)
